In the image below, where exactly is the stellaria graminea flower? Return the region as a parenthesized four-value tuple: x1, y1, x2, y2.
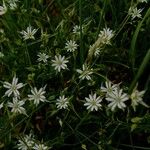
(7, 97, 26, 115)
(33, 143, 49, 150)
(3, 76, 24, 98)
(65, 40, 78, 52)
(37, 52, 49, 63)
(9, 2, 17, 10)
(76, 64, 93, 80)
(17, 133, 35, 150)
(73, 25, 83, 35)
(98, 28, 114, 45)
(106, 88, 129, 111)
(7, 0, 19, 10)
(20, 25, 38, 40)
(131, 87, 148, 111)
(101, 80, 118, 96)
(0, 1, 7, 15)
(128, 7, 142, 20)
(84, 93, 102, 111)
(52, 55, 68, 72)
(56, 95, 69, 109)
(28, 86, 46, 106)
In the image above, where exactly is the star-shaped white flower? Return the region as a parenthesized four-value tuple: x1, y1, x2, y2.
(3, 76, 24, 98)
(106, 88, 129, 111)
(76, 64, 93, 80)
(37, 52, 49, 63)
(84, 93, 102, 111)
(131, 87, 148, 111)
(8, 0, 19, 10)
(28, 86, 46, 106)
(128, 7, 142, 20)
(7, 97, 26, 115)
(52, 55, 68, 72)
(101, 80, 118, 96)
(73, 25, 83, 35)
(17, 133, 35, 150)
(65, 40, 78, 52)
(33, 143, 49, 150)
(20, 25, 38, 40)
(0, 1, 7, 16)
(98, 28, 114, 45)
(56, 95, 69, 109)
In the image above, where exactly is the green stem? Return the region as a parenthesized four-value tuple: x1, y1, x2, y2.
(25, 42, 31, 66)
(129, 49, 150, 94)
(75, 112, 89, 130)
(130, 8, 150, 73)
(115, 15, 130, 38)
(79, 0, 83, 65)
(96, 0, 107, 39)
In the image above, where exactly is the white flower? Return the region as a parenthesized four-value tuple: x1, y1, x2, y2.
(52, 55, 68, 72)
(0, 52, 4, 58)
(37, 52, 49, 63)
(17, 133, 35, 150)
(131, 88, 148, 111)
(28, 87, 46, 106)
(3, 76, 24, 97)
(73, 25, 83, 35)
(20, 25, 38, 40)
(106, 88, 129, 111)
(128, 7, 142, 20)
(76, 64, 93, 80)
(56, 95, 69, 109)
(65, 40, 78, 52)
(101, 80, 118, 96)
(0, 1, 7, 15)
(0, 102, 3, 109)
(137, 0, 147, 3)
(98, 28, 114, 45)
(8, 97, 26, 115)
(9, 2, 17, 10)
(33, 143, 49, 150)
(84, 93, 102, 111)
(7, 0, 19, 10)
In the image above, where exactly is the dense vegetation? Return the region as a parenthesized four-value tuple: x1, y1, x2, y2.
(0, 0, 150, 149)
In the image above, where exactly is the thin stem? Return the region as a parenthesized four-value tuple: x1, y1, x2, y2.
(79, 0, 83, 65)
(129, 49, 150, 94)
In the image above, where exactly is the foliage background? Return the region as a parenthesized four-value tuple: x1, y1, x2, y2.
(0, 0, 150, 149)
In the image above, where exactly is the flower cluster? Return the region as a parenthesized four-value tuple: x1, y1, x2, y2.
(0, 0, 149, 149)
(17, 133, 49, 150)
(3, 76, 47, 115)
